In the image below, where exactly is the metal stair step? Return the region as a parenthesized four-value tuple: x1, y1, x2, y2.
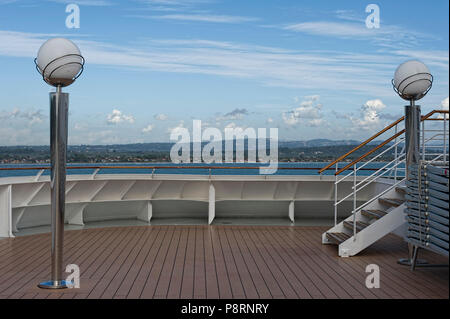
(378, 198, 404, 207)
(395, 187, 406, 195)
(343, 220, 370, 232)
(361, 209, 388, 220)
(326, 232, 351, 245)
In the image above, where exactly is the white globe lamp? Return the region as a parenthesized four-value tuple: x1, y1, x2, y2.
(35, 38, 84, 87)
(393, 60, 432, 102)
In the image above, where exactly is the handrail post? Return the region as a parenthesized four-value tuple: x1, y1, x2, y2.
(394, 124, 398, 181)
(422, 119, 426, 161)
(334, 163, 338, 226)
(353, 164, 357, 241)
(444, 116, 448, 166)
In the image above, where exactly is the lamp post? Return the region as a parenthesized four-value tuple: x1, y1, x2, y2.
(392, 60, 433, 267)
(35, 38, 84, 289)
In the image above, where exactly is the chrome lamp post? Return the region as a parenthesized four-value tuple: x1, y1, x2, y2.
(392, 60, 433, 267)
(35, 38, 84, 289)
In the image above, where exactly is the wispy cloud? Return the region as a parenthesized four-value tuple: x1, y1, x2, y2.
(142, 13, 258, 23)
(47, 0, 114, 6)
(0, 30, 447, 98)
(215, 108, 249, 122)
(142, 124, 154, 133)
(282, 95, 325, 127)
(106, 109, 135, 124)
(154, 113, 168, 121)
(0, 0, 18, 4)
(0, 107, 45, 124)
(283, 21, 437, 49)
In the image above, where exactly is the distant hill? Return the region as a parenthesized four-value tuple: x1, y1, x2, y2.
(0, 139, 399, 164)
(1, 139, 366, 152)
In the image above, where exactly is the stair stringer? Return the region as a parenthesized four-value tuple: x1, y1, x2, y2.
(338, 203, 405, 257)
(322, 183, 406, 257)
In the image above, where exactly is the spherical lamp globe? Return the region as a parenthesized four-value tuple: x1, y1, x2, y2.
(35, 38, 84, 87)
(393, 60, 432, 101)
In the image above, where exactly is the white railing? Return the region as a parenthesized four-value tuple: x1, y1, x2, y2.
(327, 109, 448, 240)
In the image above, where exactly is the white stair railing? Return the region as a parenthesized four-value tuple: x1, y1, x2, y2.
(323, 109, 448, 242)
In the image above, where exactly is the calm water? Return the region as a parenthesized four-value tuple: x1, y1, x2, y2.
(0, 162, 405, 178)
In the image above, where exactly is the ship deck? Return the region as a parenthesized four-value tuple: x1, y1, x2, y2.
(0, 225, 448, 299)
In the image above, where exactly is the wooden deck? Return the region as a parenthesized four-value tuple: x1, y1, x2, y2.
(0, 225, 448, 299)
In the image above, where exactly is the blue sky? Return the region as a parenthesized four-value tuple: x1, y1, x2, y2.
(0, 0, 448, 145)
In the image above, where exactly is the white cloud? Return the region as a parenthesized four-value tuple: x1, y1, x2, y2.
(141, 14, 258, 23)
(350, 99, 386, 130)
(106, 109, 135, 124)
(284, 22, 374, 38)
(282, 21, 435, 49)
(154, 113, 168, 121)
(282, 95, 324, 126)
(442, 97, 449, 111)
(168, 120, 185, 134)
(47, 0, 113, 6)
(0, 107, 45, 125)
(74, 122, 87, 130)
(142, 124, 154, 133)
(440, 97, 449, 119)
(216, 108, 248, 122)
(0, 30, 447, 98)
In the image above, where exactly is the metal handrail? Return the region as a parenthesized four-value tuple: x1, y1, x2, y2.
(318, 116, 405, 174)
(0, 165, 379, 172)
(334, 110, 449, 176)
(328, 109, 448, 227)
(336, 138, 404, 183)
(318, 109, 449, 175)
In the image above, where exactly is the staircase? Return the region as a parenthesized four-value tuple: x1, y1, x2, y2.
(323, 185, 406, 257)
(319, 109, 448, 257)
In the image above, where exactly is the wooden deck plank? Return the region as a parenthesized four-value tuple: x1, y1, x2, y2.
(166, 227, 188, 299)
(224, 227, 261, 298)
(290, 228, 370, 298)
(297, 228, 385, 299)
(246, 227, 310, 299)
(298, 228, 427, 299)
(240, 228, 297, 299)
(179, 227, 196, 299)
(115, 227, 161, 297)
(127, 228, 169, 299)
(203, 228, 220, 299)
(264, 227, 339, 298)
(0, 230, 84, 279)
(231, 228, 275, 298)
(209, 227, 233, 299)
(88, 227, 147, 298)
(0, 229, 95, 296)
(362, 237, 449, 297)
(216, 228, 247, 298)
(101, 227, 158, 299)
(193, 227, 206, 299)
(0, 225, 447, 300)
(370, 237, 449, 293)
(140, 227, 176, 298)
(153, 228, 181, 298)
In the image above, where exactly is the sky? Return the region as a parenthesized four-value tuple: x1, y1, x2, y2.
(0, 0, 448, 145)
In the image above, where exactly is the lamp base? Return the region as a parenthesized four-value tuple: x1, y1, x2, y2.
(38, 280, 70, 289)
(397, 258, 429, 267)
